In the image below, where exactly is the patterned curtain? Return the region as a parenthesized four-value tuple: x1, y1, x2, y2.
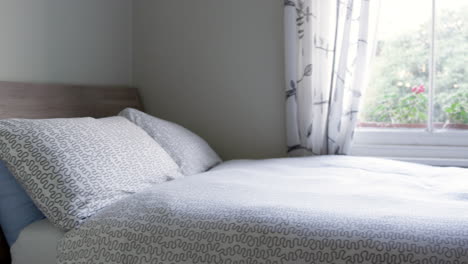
(284, 0, 376, 155)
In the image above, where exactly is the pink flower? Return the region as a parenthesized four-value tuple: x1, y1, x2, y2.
(411, 84, 425, 94)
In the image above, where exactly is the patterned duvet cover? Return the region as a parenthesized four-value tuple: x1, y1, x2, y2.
(57, 156, 468, 264)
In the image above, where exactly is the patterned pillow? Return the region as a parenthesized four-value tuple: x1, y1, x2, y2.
(0, 116, 182, 230)
(119, 108, 222, 175)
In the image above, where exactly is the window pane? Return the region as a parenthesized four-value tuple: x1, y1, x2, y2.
(359, 0, 431, 129)
(433, 0, 468, 130)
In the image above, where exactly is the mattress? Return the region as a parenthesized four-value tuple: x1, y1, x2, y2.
(10, 219, 64, 264)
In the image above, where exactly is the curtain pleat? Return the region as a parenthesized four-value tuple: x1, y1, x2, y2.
(284, 0, 376, 155)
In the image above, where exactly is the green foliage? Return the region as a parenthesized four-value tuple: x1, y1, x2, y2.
(437, 88, 468, 123)
(363, 6, 468, 124)
(370, 93, 427, 123)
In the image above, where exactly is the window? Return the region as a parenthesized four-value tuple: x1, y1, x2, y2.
(352, 0, 468, 166)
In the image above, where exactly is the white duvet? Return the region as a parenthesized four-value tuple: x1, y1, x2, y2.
(57, 156, 468, 263)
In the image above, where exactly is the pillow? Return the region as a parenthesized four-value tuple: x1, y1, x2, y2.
(119, 108, 222, 175)
(0, 161, 44, 246)
(0, 116, 182, 230)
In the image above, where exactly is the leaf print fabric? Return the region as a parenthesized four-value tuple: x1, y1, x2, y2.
(284, 0, 377, 155)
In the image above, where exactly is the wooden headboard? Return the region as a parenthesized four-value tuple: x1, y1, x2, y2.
(0, 81, 143, 263)
(0, 81, 142, 119)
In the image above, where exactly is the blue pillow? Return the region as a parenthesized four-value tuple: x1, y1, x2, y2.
(0, 160, 45, 246)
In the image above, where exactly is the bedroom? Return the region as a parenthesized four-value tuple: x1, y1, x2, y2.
(0, 0, 467, 263)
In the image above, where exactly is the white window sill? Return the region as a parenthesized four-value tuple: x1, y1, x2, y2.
(351, 128, 468, 167)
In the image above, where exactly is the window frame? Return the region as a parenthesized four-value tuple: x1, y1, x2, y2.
(352, 0, 468, 167)
(352, 129, 468, 167)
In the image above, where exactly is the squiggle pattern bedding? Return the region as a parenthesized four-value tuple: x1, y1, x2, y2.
(57, 156, 468, 263)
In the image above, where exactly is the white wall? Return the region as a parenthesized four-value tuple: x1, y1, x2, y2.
(0, 0, 132, 85)
(133, 0, 286, 160)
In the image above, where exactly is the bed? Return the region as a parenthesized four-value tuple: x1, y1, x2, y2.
(0, 82, 467, 264)
(0, 81, 143, 263)
(10, 219, 64, 264)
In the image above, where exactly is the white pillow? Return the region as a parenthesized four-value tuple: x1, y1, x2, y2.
(119, 108, 221, 175)
(0, 116, 182, 230)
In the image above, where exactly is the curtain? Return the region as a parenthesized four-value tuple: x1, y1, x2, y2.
(284, 0, 376, 155)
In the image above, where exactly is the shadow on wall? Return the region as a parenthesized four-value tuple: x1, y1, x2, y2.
(133, 0, 287, 160)
(0, 0, 132, 85)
